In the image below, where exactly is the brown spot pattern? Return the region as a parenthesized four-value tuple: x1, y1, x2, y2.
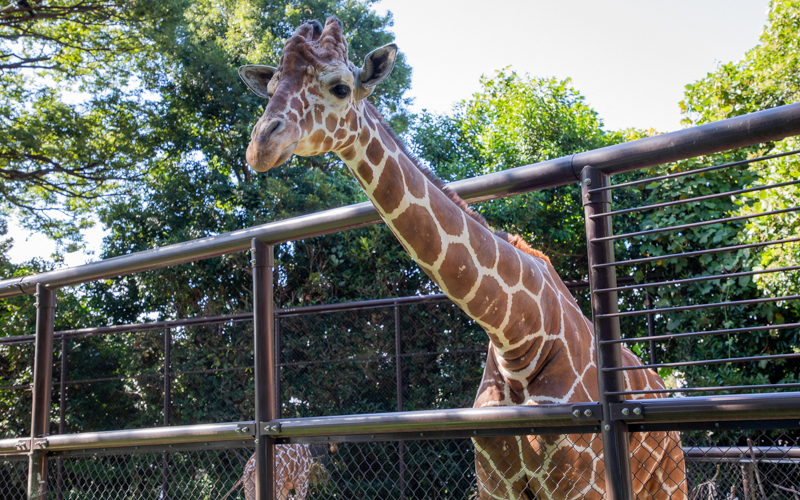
(373, 156, 404, 213)
(496, 242, 521, 287)
(399, 156, 426, 199)
(358, 127, 371, 147)
(392, 204, 442, 266)
(521, 262, 543, 295)
(429, 189, 464, 236)
(540, 285, 562, 335)
(378, 126, 397, 153)
(438, 243, 478, 300)
(467, 220, 498, 269)
(308, 129, 326, 149)
(347, 109, 358, 131)
(340, 146, 356, 161)
(502, 291, 542, 346)
(356, 160, 373, 184)
(325, 113, 337, 132)
(466, 276, 507, 328)
(366, 137, 384, 165)
(322, 135, 333, 150)
(290, 97, 304, 114)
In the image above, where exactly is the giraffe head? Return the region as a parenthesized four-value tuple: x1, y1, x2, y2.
(239, 17, 397, 171)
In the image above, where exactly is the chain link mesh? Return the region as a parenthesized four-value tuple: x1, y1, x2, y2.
(684, 430, 800, 500)
(44, 448, 252, 500)
(0, 458, 28, 499)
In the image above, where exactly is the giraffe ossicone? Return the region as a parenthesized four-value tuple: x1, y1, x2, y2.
(240, 16, 687, 499)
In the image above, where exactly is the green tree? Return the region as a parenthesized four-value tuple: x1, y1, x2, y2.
(0, 0, 181, 245)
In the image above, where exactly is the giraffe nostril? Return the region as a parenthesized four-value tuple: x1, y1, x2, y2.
(259, 119, 284, 141)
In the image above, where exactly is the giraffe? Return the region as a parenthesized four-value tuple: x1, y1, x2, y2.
(238, 17, 687, 499)
(241, 445, 314, 500)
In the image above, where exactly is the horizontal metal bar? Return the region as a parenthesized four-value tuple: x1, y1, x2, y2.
(1, 395, 800, 456)
(592, 205, 800, 243)
(50, 439, 254, 458)
(635, 418, 800, 434)
(272, 405, 580, 438)
(684, 446, 800, 462)
(594, 237, 800, 269)
(603, 352, 800, 372)
(0, 312, 253, 346)
(280, 347, 486, 369)
(0, 437, 29, 455)
(0, 407, 580, 455)
(600, 322, 800, 345)
(623, 392, 800, 423)
(607, 383, 800, 396)
(596, 293, 800, 319)
(276, 293, 449, 317)
(24, 422, 252, 453)
(588, 148, 800, 193)
(275, 425, 603, 444)
(591, 178, 800, 220)
(595, 265, 800, 293)
(2, 103, 800, 298)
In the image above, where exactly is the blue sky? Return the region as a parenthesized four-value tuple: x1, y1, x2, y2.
(375, 0, 768, 131)
(7, 0, 770, 265)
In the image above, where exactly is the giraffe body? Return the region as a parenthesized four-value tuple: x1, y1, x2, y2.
(239, 17, 687, 498)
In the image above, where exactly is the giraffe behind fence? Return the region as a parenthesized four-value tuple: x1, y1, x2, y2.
(241, 444, 313, 500)
(238, 17, 687, 499)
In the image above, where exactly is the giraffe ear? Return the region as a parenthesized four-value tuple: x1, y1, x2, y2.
(239, 65, 277, 98)
(355, 43, 397, 100)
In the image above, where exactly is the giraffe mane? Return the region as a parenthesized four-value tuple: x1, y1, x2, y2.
(364, 103, 551, 265)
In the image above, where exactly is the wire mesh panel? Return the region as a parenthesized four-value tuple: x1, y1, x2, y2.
(170, 321, 255, 425)
(46, 447, 253, 500)
(0, 457, 28, 500)
(63, 331, 166, 433)
(683, 428, 800, 500)
(0, 341, 35, 439)
(399, 302, 486, 411)
(279, 306, 398, 417)
(277, 299, 490, 418)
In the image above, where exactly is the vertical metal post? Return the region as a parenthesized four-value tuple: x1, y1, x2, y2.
(56, 337, 67, 500)
(161, 328, 171, 500)
(252, 239, 276, 500)
(274, 311, 282, 419)
(394, 304, 406, 500)
(28, 284, 56, 500)
(394, 304, 403, 412)
(582, 166, 634, 500)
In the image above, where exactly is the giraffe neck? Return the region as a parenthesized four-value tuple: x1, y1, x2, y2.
(336, 103, 593, 400)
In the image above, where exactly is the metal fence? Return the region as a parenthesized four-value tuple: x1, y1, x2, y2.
(1, 103, 800, 499)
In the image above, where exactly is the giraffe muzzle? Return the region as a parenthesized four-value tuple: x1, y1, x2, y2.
(246, 118, 298, 171)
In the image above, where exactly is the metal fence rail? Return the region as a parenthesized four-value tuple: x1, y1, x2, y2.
(2, 103, 800, 499)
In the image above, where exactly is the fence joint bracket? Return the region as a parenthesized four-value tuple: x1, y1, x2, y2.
(571, 403, 603, 421)
(259, 421, 281, 435)
(610, 402, 644, 421)
(235, 423, 256, 437)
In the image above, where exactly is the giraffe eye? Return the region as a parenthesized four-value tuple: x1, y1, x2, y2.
(331, 83, 351, 99)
